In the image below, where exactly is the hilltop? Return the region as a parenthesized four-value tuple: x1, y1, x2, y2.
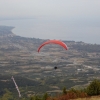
(0, 26, 100, 98)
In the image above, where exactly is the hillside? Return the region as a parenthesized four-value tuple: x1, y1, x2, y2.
(0, 26, 100, 98)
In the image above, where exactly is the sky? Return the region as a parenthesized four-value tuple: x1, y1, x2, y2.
(0, 0, 100, 44)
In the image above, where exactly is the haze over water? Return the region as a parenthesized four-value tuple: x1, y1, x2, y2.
(0, 18, 100, 45)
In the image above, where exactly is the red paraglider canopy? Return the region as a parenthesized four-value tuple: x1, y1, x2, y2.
(38, 40, 68, 52)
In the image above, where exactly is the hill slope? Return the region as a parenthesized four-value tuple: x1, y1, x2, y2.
(0, 26, 100, 96)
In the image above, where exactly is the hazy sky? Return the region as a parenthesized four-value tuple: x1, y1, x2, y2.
(0, 0, 100, 44)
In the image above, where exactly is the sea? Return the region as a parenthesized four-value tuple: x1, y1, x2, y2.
(0, 18, 100, 44)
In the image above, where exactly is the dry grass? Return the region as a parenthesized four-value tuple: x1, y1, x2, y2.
(74, 96, 100, 100)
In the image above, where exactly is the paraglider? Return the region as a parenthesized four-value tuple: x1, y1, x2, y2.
(54, 66, 57, 69)
(37, 40, 68, 70)
(37, 40, 68, 52)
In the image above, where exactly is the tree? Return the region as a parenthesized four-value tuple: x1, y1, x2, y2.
(30, 95, 41, 100)
(0, 89, 13, 100)
(42, 93, 48, 100)
(87, 79, 100, 96)
(62, 87, 67, 94)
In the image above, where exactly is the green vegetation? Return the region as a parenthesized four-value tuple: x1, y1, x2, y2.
(0, 79, 100, 99)
(62, 87, 67, 94)
(87, 79, 100, 96)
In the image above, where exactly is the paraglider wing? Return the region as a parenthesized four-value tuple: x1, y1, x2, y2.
(38, 40, 68, 52)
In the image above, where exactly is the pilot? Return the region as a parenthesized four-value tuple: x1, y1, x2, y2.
(54, 66, 57, 69)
